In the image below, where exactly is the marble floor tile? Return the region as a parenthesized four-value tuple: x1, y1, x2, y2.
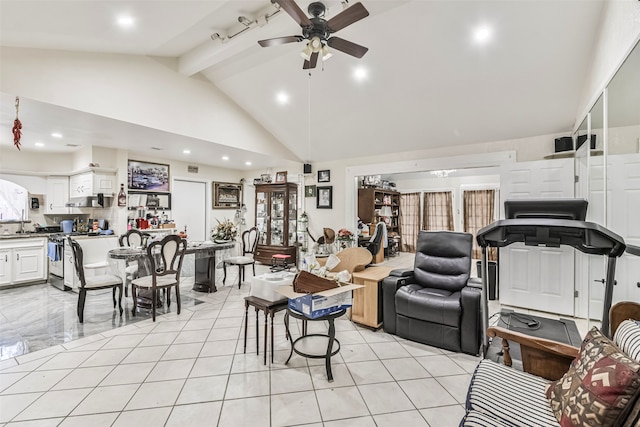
(398, 378, 459, 409)
(315, 386, 370, 422)
(373, 410, 431, 427)
(165, 401, 222, 427)
(13, 388, 93, 421)
(51, 365, 114, 390)
(175, 375, 227, 405)
(347, 360, 394, 385)
(218, 396, 270, 427)
(2, 369, 72, 394)
(124, 379, 184, 410)
(224, 371, 270, 399)
(70, 383, 139, 415)
(58, 412, 120, 427)
(271, 390, 321, 427)
(0, 392, 43, 423)
(99, 362, 155, 386)
(357, 381, 415, 415)
(111, 407, 172, 427)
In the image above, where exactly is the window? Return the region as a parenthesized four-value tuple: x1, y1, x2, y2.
(0, 179, 28, 221)
(423, 191, 454, 231)
(463, 189, 497, 260)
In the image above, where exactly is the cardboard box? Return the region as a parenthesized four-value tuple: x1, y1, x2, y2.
(277, 283, 363, 319)
(160, 223, 176, 229)
(250, 272, 295, 302)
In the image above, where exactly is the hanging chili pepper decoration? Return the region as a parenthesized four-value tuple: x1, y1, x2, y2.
(12, 96, 22, 151)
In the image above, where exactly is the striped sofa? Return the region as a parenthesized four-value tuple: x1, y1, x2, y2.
(461, 317, 640, 426)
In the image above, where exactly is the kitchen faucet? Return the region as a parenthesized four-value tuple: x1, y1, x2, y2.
(19, 209, 25, 233)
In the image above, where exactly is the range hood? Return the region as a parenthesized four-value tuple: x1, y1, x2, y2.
(65, 194, 113, 208)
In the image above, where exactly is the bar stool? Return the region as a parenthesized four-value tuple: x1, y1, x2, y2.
(270, 254, 291, 272)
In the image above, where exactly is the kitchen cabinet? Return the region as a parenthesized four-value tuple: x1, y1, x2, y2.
(69, 172, 115, 197)
(254, 183, 298, 265)
(0, 248, 12, 286)
(357, 188, 401, 232)
(0, 238, 47, 287)
(45, 176, 70, 214)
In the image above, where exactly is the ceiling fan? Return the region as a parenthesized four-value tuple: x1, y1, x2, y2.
(258, 0, 369, 69)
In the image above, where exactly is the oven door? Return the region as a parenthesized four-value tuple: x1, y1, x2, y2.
(48, 240, 69, 290)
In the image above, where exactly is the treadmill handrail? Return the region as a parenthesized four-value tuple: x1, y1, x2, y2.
(476, 218, 626, 258)
(626, 244, 640, 257)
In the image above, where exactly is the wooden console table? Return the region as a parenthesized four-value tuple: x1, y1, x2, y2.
(351, 266, 391, 329)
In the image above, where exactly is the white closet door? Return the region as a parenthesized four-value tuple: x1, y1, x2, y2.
(499, 158, 575, 315)
(172, 180, 207, 242)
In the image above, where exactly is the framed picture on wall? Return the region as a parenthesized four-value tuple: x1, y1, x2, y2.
(317, 186, 333, 209)
(305, 185, 316, 197)
(127, 160, 170, 192)
(213, 181, 243, 209)
(275, 171, 288, 183)
(318, 169, 330, 183)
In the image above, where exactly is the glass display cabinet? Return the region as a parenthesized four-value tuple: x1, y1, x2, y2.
(254, 183, 298, 264)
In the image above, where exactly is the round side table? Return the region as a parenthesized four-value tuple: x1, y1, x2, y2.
(285, 308, 346, 382)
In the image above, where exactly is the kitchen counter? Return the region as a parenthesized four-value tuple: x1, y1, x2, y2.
(0, 233, 118, 240)
(0, 233, 54, 239)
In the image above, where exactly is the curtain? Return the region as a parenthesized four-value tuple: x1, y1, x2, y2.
(423, 191, 454, 231)
(463, 189, 497, 260)
(399, 192, 420, 252)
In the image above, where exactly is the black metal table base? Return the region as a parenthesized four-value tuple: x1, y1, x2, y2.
(284, 308, 346, 382)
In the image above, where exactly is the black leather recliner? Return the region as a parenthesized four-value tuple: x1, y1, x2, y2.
(382, 231, 482, 355)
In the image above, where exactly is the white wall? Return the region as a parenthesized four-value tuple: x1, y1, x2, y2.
(575, 0, 640, 127)
(0, 47, 299, 162)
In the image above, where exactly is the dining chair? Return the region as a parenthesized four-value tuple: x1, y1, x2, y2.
(223, 227, 259, 288)
(118, 229, 151, 297)
(67, 237, 124, 323)
(131, 234, 187, 321)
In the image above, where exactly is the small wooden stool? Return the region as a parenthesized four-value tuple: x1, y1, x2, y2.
(243, 296, 288, 364)
(270, 254, 291, 272)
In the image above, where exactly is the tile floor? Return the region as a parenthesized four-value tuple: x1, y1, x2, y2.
(0, 252, 589, 426)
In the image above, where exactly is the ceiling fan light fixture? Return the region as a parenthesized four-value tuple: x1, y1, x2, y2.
(321, 44, 333, 60)
(301, 43, 313, 60)
(310, 36, 323, 53)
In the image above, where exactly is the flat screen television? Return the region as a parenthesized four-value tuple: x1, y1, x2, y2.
(504, 199, 588, 221)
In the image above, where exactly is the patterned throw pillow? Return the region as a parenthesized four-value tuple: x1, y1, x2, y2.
(546, 327, 640, 427)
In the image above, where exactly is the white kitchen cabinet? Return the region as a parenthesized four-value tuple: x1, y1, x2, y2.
(69, 173, 93, 197)
(69, 172, 115, 197)
(0, 248, 12, 286)
(45, 176, 70, 214)
(0, 238, 47, 287)
(94, 173, 115, 194)
(13, 246, 46, 284)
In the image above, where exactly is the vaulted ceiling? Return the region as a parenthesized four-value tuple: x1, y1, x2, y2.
(0, 0, 605, 168)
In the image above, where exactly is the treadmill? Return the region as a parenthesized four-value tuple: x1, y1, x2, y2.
(476, 199, 626, 356)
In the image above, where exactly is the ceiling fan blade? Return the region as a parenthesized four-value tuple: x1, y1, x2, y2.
(303, 52, 319, 69)
(327, 2, 369, 32)
(327, 37, 368, 58)
(275, 0, 312, 27)
(258, 35, 303, 47)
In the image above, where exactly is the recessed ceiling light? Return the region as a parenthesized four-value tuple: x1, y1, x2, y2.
(276, 92, 289, 105)
(245, 161, 252, 166)
(117, 15, 135, 28)
(51, 132, 63, 138)
(353, 67, 368, 81)
(473, 25, 492, 43)
(183, 149, 191, 154)
(35, 142, 45, 147)
(222, 156, 229, 161)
